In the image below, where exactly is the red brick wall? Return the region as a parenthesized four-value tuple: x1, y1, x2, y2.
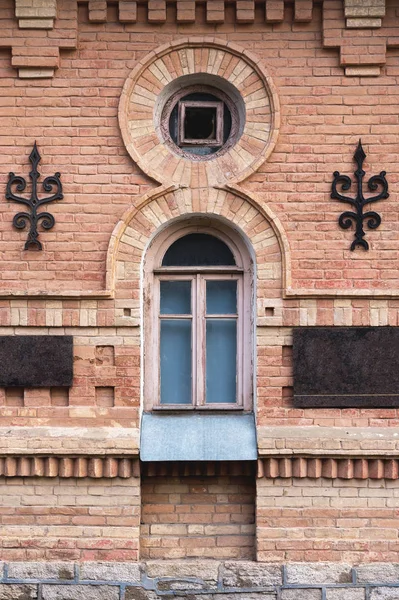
(141, 474, 256, 559)
(0, 1, 398, 294)
(257, 476, 399, 563)
(0, 476, 140, 561)
(257, 338, 399, 428)
(0, 337, 140, 427)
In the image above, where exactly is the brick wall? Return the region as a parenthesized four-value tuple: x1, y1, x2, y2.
(0, 331, 140, 428)
(0, 476, 140, 561)
(256, 328, 399, 428)
(0, 0, 399, 572)
(141, 474, 256, 559)
(257, 477, 399, 562)
(0, 1, 398, 294)
(0, 2, 398, 432)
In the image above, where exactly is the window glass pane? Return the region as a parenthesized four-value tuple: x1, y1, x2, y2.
(160, 320, 192, 405)
(162, 233, 236, 266)
(206, 280, 237, 314)
(206, 319, 237, 404)
(184, 106, 217, 141)
(160, 281, 191, 315)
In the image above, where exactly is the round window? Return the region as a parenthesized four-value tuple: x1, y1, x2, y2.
(160, 84, 241, 161)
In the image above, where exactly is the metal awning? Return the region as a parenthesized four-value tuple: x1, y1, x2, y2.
(140, 412, 257, 462)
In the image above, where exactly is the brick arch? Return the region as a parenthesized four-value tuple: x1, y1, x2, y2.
(106, 185, 291, 313)
(118, 37, 280, 187)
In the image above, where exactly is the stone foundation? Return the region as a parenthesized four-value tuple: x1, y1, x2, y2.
(1, 561, 399, 599)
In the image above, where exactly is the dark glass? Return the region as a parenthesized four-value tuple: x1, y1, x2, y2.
(184, 107, 217, 140)
(162, 233, 236, 267)
(169, 92, 232, 156)
(206, 280, 237, 314)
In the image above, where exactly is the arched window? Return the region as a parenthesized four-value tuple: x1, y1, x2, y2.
(144, 221, 253, 411)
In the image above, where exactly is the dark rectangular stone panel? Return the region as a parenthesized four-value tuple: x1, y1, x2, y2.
(293, 327, 399, 408)
(0, 336, 73, 387)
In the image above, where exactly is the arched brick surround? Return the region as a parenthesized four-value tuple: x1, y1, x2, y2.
(118, 37, 280, 187)
(107, 185, 290, 315)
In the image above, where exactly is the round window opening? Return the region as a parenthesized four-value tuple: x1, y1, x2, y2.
(160, 84, 241, 161)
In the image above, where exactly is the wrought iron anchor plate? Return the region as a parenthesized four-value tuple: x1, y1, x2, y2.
(331, 140, 389, 251)
(6, 142, 63, 250)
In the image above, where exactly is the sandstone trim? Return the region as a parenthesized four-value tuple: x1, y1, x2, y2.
(258, 426, 399, 456)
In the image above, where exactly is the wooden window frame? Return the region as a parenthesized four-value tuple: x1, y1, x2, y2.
(178, 100, 224, 147)
(159, 84, 241, 161)
(143, 221, 253, 413)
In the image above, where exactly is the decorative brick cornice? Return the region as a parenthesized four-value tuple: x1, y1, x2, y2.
(87, 0, 314, 24)
(257, 456, 399, 479)
(0, 455, 140, 478)
(3, 454, 399, 480)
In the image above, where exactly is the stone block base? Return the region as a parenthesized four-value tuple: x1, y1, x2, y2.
(1, 561, 399, 599)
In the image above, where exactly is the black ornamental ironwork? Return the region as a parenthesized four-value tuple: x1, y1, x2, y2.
(331, 140, 389, 251)
(6, 142, 63, 250)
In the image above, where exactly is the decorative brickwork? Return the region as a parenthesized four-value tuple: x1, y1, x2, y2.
(110, 185, 286, 309)
(344, 0, 386, 28)
(257, 457, 399, 479)
(2, 1, 398, 81)
(323, 1, 389, 77)
(15, 0, 57, 29)
(7, 0, 77, 78)
(118, 38, 280, 187)
(1, 5, 399, 295)
(1, 0, 399, 576)
(0, 456, 140, 478)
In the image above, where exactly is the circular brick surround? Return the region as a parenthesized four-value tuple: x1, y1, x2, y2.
(119, 38, 280, 187)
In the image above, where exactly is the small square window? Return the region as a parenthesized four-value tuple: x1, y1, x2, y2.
(178, 101, 224, 147)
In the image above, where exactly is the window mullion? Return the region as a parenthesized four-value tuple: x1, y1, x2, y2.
(195, 273, 205, 407)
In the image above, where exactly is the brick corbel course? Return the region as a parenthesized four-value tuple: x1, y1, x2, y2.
(0, 455, 140, 478)
(88, 0, 108, 22)
(119, 0, 137, 22)
(15, 0, 57, 29)
(294, 0, 313, 22)
(265, 0, 284, 22)
(206, 0, 225, 23)
(322, 0, 389, 77)
(257, 456, 399, 480)
(6, 0, 78, 78)
(148, 0, 167, 22)
(344, 0, 386, 28)
(176, 0, 196, 22)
